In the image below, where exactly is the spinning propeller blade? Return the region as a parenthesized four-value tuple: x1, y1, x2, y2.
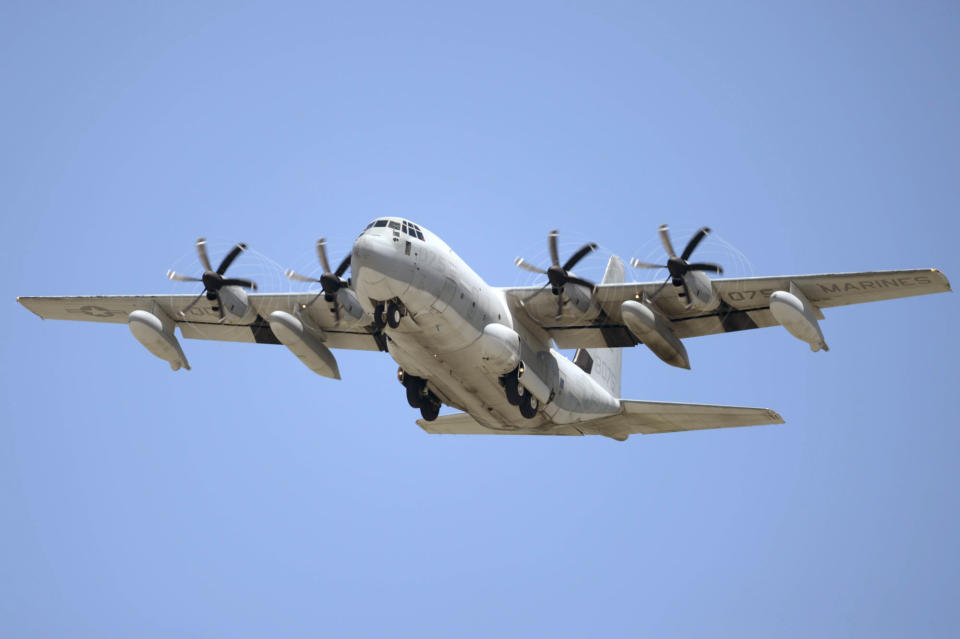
(167, 239, 257, 317)
(286, 238, 354, 321)
(631, 224, 724, 305)
(515, 230, 598, 319)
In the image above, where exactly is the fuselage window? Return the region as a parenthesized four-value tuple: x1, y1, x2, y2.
(415, 230, 424, 241)
(374, 220, 388, 228)
(388, 221, 401, 230)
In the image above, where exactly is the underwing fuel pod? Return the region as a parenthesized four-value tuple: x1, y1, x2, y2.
(768, 284, 829, 352)
(620, 300, 690, 369)
(268, 310, 342, 379)
(127, 310, 190, 371)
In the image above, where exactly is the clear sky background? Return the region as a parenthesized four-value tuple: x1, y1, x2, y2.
(2, 1, 958, 637)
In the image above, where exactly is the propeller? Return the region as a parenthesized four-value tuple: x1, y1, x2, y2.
(284, 238, 352, 319)
(630, 224, 723, 304)
(167, 238, 257, 320)
(515, 229, 597, 318)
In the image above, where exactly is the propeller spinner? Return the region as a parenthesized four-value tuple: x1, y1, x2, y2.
(630, 224, 723, 304)
(515, 230, 597, 318)
(167, 238, 257, 320)
(285, 239, 352, 319)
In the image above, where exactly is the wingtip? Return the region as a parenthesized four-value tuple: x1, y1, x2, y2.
(928, 268, 951, 291)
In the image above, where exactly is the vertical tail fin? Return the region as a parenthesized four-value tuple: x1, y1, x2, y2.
(580, 255, 624, 398)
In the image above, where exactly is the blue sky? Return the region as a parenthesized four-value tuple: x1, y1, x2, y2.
(2, 1, 958, 636)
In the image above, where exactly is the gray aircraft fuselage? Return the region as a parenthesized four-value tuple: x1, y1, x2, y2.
(351, 218, 619, 430)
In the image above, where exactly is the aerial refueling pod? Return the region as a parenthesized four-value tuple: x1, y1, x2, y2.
(128, 310, 190, 371)
(768, 284, 829, 352)
(477, 323, 521, 375)
(268, 311, 342, 379)
(620, 300, 690, 369)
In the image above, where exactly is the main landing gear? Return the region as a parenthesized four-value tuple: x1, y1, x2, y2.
(500, 366, 539, 420)
(373, 300, 404, 330)
(398, 368, 442, 422)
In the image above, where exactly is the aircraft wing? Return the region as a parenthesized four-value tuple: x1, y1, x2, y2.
(417, 400, 782, 440)
(503, 268, 951, 348)
(17, 293, 381, 350)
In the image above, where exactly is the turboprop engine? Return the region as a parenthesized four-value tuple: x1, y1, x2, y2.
(515, 229, 600, 319)
(167, 238, 258, 321)
(769, 284, 829, 352)
(285, 238, 365, 324)
(631, 224, 724, 311)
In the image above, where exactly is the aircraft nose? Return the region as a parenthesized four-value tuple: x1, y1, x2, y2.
(352, 232, 391, 286)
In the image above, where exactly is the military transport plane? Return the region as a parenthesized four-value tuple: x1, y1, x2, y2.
(17, 221, 951, 441)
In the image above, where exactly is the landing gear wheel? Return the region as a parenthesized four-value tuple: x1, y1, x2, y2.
(386, 302, 402, 329)
(373, 302, 386, 330)
(503, 368, 522, 406)
(406, 379, 428, 409)
(420, 397, 441, 422)
(519, 390, 539, 419)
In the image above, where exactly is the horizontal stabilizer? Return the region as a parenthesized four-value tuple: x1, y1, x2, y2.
(418, 400, 782, 440)
(580, 400, 784, 440)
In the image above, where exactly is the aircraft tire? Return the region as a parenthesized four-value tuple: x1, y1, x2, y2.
(503, 369, 522, 406)
(406, 378, 427, 408)
(387, 302, 402, 329)
(420, 397, 440, 422)
(373, 303, 386, 330)
(519, 390, 539, 419)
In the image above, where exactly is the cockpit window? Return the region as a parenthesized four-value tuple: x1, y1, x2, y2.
(365, 218, 425, 241)
(395, 220, 425, 241)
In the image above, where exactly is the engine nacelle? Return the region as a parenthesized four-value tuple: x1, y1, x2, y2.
(769, 286, 829, 352)
(680, 271, 721, 312)
(128, 310, 190, 371)
(620, 300, 690, 369)
(218, 285, 251, 319)
(560, 282, 600, 318)
(336, 287, 366, 323)
(268, 311, 342, 379)
(477, 323, 521, 375)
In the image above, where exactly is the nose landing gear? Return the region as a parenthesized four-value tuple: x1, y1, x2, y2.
(386, 301, 403, 329)
(372, 300, 404, 330)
